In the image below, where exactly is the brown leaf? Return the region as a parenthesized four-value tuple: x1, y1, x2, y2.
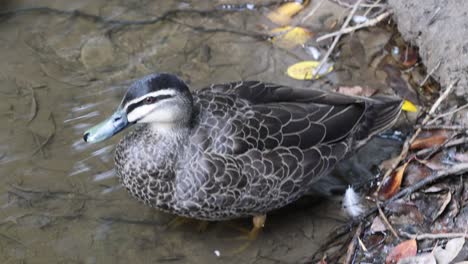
(403, 163, 431, 186)
(385, 239, 417, 264)
(386, 201, 425, 224)
(378, 162, 409, 200)
(410, 135, 449, 150)
(336, 86, 377, 97)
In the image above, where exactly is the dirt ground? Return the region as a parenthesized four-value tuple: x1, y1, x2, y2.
(389, 0, 468, 101)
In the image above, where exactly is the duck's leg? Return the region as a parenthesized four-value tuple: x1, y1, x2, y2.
(231, 214, 267, 240)
(165, 216, 191, 229)
(165, 216, 210, 232)
(248, 214, 266, 240)
(228, 214, 267, 254)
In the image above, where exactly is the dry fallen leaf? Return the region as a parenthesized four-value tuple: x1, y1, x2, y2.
(270, 26, 314, 49)
(410, 134, 449, 150)
(370, 216, 387, 233)
(403, 163, 431, 186)
(386, 201, 425, 224)
(382, 64, 420, 105)
(336, 86, 377, 97)
(379, 162, 409, 200)
(286, 61, 333, 80)
(432, 191, 452, 221)
(454, 152, 468, 162)
(433, 237, 465, 264)
(386, 239, 417, 264)
(267, 0, 309, 25)
(397, 253, 437, 264)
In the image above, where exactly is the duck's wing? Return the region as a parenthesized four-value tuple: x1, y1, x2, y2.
(182, 82, 402, 216)
(205, 81, 403, 145)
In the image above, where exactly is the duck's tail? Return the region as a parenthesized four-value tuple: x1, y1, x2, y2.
(354, 97, 403, 148)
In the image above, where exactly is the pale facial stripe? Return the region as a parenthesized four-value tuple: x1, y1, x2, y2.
(123, 89, 177, 112)
(127, 104, 157, 123)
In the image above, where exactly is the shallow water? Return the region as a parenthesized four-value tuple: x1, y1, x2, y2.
(0, 1, 401, 263)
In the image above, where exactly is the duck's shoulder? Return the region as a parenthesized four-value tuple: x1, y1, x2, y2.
(193, 80, 373, 106)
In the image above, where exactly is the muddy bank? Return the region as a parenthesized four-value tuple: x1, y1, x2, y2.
(388, 0, 468, 100)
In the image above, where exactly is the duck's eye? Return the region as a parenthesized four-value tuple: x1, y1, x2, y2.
(145, 97, 156, 104)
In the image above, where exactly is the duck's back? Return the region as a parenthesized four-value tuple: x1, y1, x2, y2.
(174, 82, 402, 220)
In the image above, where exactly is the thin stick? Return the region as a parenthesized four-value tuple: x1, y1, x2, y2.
(422, 125, 467, 131)
(419, 61, 441, 87)
(428, 103, 468, 125)
(300, 0, 326, 24)
(317, 10, 392, 42)
(376, 80, 459, 194)
(362, 0, 382, 17)
(401, 231, 468, 240)
(345, 223, 363, 264)
(376, 201, 400, 239)
(313, 0, 364, 78)
(389, 163, 468, 202)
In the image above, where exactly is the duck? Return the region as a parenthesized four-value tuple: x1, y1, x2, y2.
(83, 73, 402, 235)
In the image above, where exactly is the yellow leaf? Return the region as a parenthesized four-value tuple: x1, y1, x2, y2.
(267, 0, 309, 25)
(270, 26, 313, 49)
(287, 61, 333, 80)
(402, 100, 417, 112)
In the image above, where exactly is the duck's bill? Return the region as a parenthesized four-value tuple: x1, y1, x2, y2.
(83, 109, 131, 143)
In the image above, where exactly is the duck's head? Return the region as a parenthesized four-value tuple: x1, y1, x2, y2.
(83, 73, 193, 143)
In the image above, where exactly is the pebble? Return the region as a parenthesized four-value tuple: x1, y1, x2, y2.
(81, 36, 115, 70)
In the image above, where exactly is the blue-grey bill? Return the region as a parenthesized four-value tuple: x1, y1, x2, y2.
(83, 109, 129, 143)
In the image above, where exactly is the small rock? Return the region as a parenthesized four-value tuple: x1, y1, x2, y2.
(81, 36, 115, 70)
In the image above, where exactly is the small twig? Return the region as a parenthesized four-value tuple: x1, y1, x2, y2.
(422, 125, 467, 131)
(376, 80, 459, 194)
(389, 163, 468, 202)
(300, 0, 326, 24)
(428, 103, 468, 125)
(419, 61, 441, 87)
(376, 201, 400, 239)
(312, 162, 468, 261)
(317, 10, 392, 42)
(401, 231, 468, 240)
(362, 0, 382, 17)
(313, 0, 364, 78)
(344, 223, 363, 264)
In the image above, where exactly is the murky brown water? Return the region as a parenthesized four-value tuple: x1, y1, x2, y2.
(0, 1, 402, 263)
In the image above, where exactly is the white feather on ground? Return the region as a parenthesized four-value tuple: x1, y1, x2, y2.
(342, 186, 365, 218)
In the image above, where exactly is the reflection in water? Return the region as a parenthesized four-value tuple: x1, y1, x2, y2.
(0, 1, 401, 263)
